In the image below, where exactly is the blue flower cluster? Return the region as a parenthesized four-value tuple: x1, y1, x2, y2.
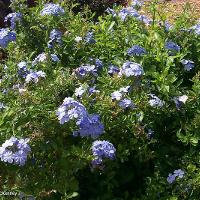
(120, 61, 144, 77)
(0, 137, 31, 166)
(75, 85, 99, 98)
(74, 64, 98, 79)
(180, 59, 195, 71)
(118, 6, 152, 25)
(57, 97, 88, 124)
(108, 65, 120, 76)
(40, 3, 65, 16)
(0, 28, 16, 48)
(165, 41, 180, 55)
(73, 114, 104, 139)
(149, 94, 164, 108)
(118, 98, 136, 109)
(32, 53, 47, 66)
(4, 12, 22, 30)
(91, 140, 116, 167)
(111, 86, 135, 109)
(167, 169, 185, 184)
(173, 95, 188, 110)
(57, 97, 104, 138)
(48, 29, 62, 48)
(127, 45, 146, 56)
(191, 23, 200, 35)
(85, 32, 96, 44)
(25, 71, 46, 83)
(111, 86, 130, 100)
(18, 61, 29, 78)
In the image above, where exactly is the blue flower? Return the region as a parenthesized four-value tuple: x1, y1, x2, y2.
(147, 129, 154, 140)
(85, 32, 96, 44)
(174, 169, 185, 178)
(0, 102, 6, 110)
(40, 3, 64, 16)
(0, 28, 16, 48)
(173, 95, 188, 109)
(91, 140, 116, 166)
(106, 8, 117, 17)
(74, 114, 104, 139)
(4, 12, 22, 29)
(118, 98, 136, 109)
(32, 53, 47, 66)
(167, 173, 176, 184)
(167, 169, 185, 184)
(119, 86, 130, 93)
(25, 71, 46, 83)
(119, 7, 139, 21)
(120, 61, 144, 77)
(165, 41, 180, 55)
(51, 54, 59, 62)
(75, 85, 87, 98)
(111, 91, 122, 100)
(149, 94, 164, 108)
(131, 0, 143, 8)
(48, 29, 62, 48)
(137, 15, 152, 25)
(180, 59, 194, 71)
(0, 137, 31, 166)
(13, 150, 27, 166)
(127, 45, 146, 56)
(56, 97, 87, 124)
(18, 61, 29, 78)
(108, 65, 120, 76)
(190, 23, 200, 35)
(95, 59, 103, 69)
(74, 64, 97, 79)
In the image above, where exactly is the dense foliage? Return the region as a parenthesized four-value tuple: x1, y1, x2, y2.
(1, 0, 200, 199)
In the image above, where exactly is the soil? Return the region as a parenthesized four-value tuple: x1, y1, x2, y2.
(158, 0, 200, 19)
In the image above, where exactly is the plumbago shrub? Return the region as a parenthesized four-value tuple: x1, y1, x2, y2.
(1, 0, 200, 199)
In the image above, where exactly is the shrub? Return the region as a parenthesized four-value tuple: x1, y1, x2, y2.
(0, 0, 200, 199)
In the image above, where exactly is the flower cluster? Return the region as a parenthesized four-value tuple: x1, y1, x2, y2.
(18, 61, 29, 78)
(73, 114, 104, 139)
(48, 29, 62, 48)
(91, 140, 116, 167)
(4, 12, 22, 30)
(0, 137, 31, 166)
(111, 86, 135, 109)
(74, 85, 99, 98)
(74, 64, 98, 79)
(32, 53, 59, 65)
(40, 3, 64, 16)
(57, 97, 88, 124)
(57, 97, 104, 138)
(191, 23, 200, 35)
(111, 86, 130, 100)
(127, 45, 146, 56)
(180, 59, 195, 71)
(85, 32, 96, 44)
(120, 61, 144, 77)
(173, 95, 188, 109)
(118, 7, 152, 25)
(167, 169, 185, 184)
(32, 53, 47, 66)
(0, 28, 16, 48)
(108, 65, 120, 76)
(149, 94, 164, 108)
(118, 98, 136, 109)
(165, 41, 180, 55)
(25, 71, 46, 83)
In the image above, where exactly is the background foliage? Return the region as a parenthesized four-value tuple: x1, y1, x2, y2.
(0, 0, 200, 199)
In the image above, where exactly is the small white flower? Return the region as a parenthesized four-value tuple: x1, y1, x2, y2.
(75, 36, 82, 43)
